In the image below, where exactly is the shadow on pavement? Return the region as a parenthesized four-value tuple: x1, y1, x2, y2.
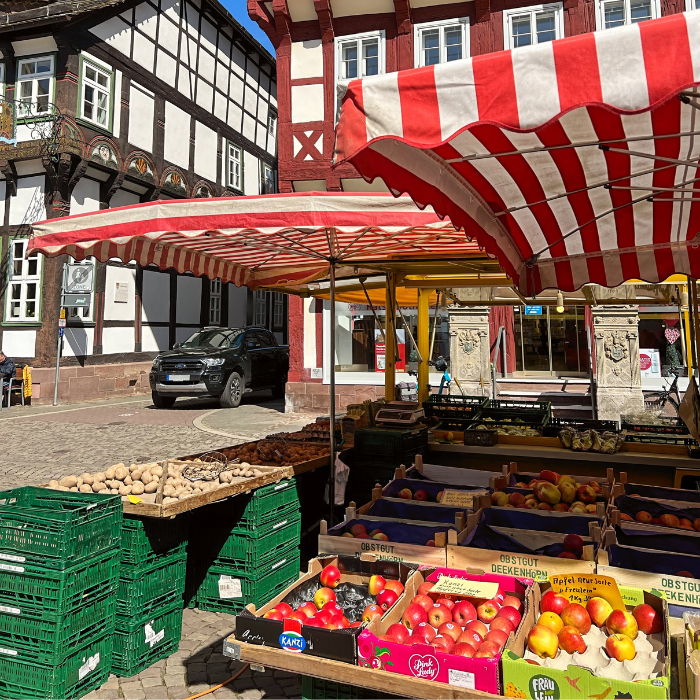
(145, 392, 286, 413)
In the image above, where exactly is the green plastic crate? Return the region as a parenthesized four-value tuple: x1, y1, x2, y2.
(231, 479, 300, 529)
(0, 487, 122, 569)
(0, 593, 115, 664)
(212, 513, 301, 573)
(112, 601, 183, 677)
(354, 426, 428, 462)
(196, 549, 301, 613)
(301, 676, 402, 699)
(120, 514, 188, 567)
(117, 550, 187, 617)
(0, 550, 119, 620)
(0, 632, 112, 700)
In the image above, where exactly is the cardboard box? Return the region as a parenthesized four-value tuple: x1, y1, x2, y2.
(234, 555, 414, 664)
(684, 611, 699, 698)
(509, 465, 614, 502)
(357, 566, 534, 694)
(502, 581, 671, 700)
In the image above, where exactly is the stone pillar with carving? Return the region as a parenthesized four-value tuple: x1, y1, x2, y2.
(448, 290, 491, 396)
(593, 305, 644, 420)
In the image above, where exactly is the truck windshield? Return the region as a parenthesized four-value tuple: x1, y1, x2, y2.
(181, 329, 244, 349)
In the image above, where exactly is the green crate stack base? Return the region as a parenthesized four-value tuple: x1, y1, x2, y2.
(120, 513, 189, 567)
(300, 676, 402, 699)
(0, 632, 113, 700)
(229, 478, 300, 530)
(196, 548, 301, 613)
(112, 600, 183, 677)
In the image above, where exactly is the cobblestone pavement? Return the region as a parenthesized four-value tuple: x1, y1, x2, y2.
(86, 609, 302, 700)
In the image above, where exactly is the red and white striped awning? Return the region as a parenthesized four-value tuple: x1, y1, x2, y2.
(29, 192, 482, 289)
(335, 12, 700, 295)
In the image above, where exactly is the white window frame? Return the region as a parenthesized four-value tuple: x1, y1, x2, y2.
(268, 112, 277, 138)
(253, 290, 267, 327)
(414, 18, 470, 68)
(79, 58, 113, 130)
(262, 163, 275, 194)
(227, 142, 242, 191)
(6, 238, 43, 323)
(16, 54, 55, 118)
(595, 0, 659, 29)
(210, 278, 222, 325)
(503, 4, 564, 50)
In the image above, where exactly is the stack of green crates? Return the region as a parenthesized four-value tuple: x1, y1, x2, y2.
(0, 487, 121, 699)
(112, 515, 188, 676)
(195, 478, 301, 613)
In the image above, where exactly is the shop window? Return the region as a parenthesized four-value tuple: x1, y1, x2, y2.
(209, 278, 222, 326)
(503, 4, 563, 49)
(261, 163, 275, 194)
(414, 19, 469, 67)
(253, 290, 267, 327)
(17, 55, 55, 118)
(596, 0, 658, 29)
(639, 311, 685, 374)
(79, 58, 113, 130)
(6, 238, 42, 323)
(267, 113, 277, 139)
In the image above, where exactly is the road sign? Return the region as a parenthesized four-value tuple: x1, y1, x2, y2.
(58, 328, 64, 338)
(65, 264, 94, 293)
(62, 293, 91, 307)
(58, 318, 66, 328)
(525, 305, 543, 315)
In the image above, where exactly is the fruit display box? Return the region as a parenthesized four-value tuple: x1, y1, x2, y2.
(233, 555, 414, 664)
(356, 566, 534, 694)
(508, 465, 614, 502)
(378, 477, 492, 510)
(404, 460, 507, 489)
(501, 581, 670, 700)
(683, 610, 700, 699)
(608, 493, 700, 535)
(318, 506, 482, 567)
(448, 505, 603, 581)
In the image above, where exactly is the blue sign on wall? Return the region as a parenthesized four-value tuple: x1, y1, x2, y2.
(525, 306, 543, 315)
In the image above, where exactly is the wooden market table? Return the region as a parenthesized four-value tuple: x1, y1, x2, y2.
(427, 442, 700, 487)
(222, 637, 498, 700)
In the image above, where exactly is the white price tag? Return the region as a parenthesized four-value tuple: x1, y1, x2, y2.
(271, 559, 287, 570)
(448, 669, 475, 690)
(0, 605, 20, 615)
(78, 653, 100, 680)
(0, 553, 25, 563)
(0, 647, 17, 656)
(144, 623, 165, 647)
(0, 563, 24, 573)
(218, 575, 242, 599)
(272, 520, 288, 530)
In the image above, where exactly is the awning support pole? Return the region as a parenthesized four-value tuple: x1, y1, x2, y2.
(429, 291, 441, 362)
(418, 288, 430, 403)
(396, 304, 422, 364)
(385, 272, 398, 402)
(359, 277, 386, 343)
(328, 259, 337, 526)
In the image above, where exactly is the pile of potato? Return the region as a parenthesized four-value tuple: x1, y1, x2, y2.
(161, 461, 265, 504)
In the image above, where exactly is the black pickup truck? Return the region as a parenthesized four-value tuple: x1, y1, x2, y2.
(149, 327, 289, 408)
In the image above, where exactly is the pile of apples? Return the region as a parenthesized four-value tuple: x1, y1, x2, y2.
(527, 590, 662, 664)
(338, 522, 437, 547)
(395, 486, 444, 503)
(262, 565, 405, 629)
(621, 508, 700, 532)
(491, 470, 602, 514)
(375, 581, 523, 659)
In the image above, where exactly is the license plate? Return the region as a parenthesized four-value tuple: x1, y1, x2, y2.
(166, 374, 190, 382)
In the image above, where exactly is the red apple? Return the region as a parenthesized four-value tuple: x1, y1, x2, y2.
(274, 602, 293, 618)
(397, 488, 412, 499)
(414, 489, 428, 501)
(412, 621, 436, 643)
(477, 600, 499, 624)
(433, 634, 454, 652)
(368, 575, 386, 596)
(458, 629, 483, 648)
(478, 640, 502, 656)
(465, 619, 488, 638)
(576, 484, 596, 504)
(263, 609, 284, 620)
(452, 642, 476, 657)
(386, 623, 410, 644)
(560, 603, 591, 635)
(315, 610, 333, 625)
(558, 552, 578, 559)
(431, 639, 449, 653)
(474, 650, 496, 659)
(402, 603, 428, 630)
(428, 603, 452, 628)
(376, 589, 399, 611)
(558, 625, 587, 654)
(376, 634, 395, 642)
(563, 534, 584, 557)
(438, 622, 462, 642)
(322, 603, 344, 617)
(606, 609, 638, 640)
(336, 617, 350, 629)
(384, 580, 404, 597)
(350, 524, 367, 537)
(485, 629, 509, 649)
(633, 603, 663, 635)
(298, 602, 318, 618)
(411, 594, 434, 612)
(436, 597, 455, 610)
(287, 612, 307, 623)
(452, 600, 477, 627)
(362, 605, 383, 623)
(540, 590, 569, 615)
(304, 616, 323, 628)
(496, 605, 522, 629)
(527, 625, 559, 659)
(320, 565, 341, 589)
(314, 588, 336, 610)
(502, 596, 522, 612)
(373, 533, 390, 541)
(606, 633, 636, 661)
(490, 616, 516, 636)
(417, 582, 435, 597)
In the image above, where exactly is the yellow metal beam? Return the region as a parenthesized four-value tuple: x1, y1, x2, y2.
(417, 288, 430, 404)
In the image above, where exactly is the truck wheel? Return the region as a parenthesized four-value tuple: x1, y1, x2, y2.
(220, 372, 243, 408)
(152, 391, 176, 408)
(272, 382, 285, 400)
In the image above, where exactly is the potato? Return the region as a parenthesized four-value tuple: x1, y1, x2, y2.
(253, 469, 263, 477)
(151, 466, 163, 478)
(129, 464, 139, 473)
(48, 480, 59, 489)
(119, 484, 132, 496)
(76, 477, 84, 488)
(79, 484, 93, 493)
(241, 462, 250, 468)
(163, 497, 178, 504)
(115, 466, 129, 481)
(163, 484, 176, 497)
(124, 475, 133, 486)
(233, 468, 240, 476)
(219, 471, 232, 483)
(70, 486, 79, 492)
(81, 473, 94, 485)
(94, 472, 106, 483)
(92, 482, 106, 493)
(192, 487, 202, 494)
(131, 482, 145, 495)
(131, 468, 144, 481)
(60, 476, 78, 488)
(105, 467, 116, 480)
(144, 481, 159, 494)
(141, 471, 154, 485)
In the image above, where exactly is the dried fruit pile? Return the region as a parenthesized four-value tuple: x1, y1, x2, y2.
(223, 440, 328, 465)
(525, 591, 664, 681)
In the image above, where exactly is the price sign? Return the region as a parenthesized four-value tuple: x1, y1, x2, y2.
(440, 489, 474, 508)
(58, 318, 66, 328)
(430, 576, 499, 600)
(549, 573, 626, 610)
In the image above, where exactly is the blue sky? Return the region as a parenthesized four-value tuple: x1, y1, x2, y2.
(222, 1, 275, 56)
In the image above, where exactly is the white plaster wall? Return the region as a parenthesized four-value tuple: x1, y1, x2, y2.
(156, 50, 177, 87)
(288, 0, 317, 22)
(142, 325, 170, 352)
(135, 2, 158, 39)
(102, 327, 135, 354)
(330, 0, 394, 16)
(104, 267, 136, 321)
(243, 151, 259, 195)
(90, 17, 132, 57)
(198, 49, 215, 83)
(214, 92, 227, 122)
(291, 84, 324, 123)
(242, 113, 256, 142)
(335, 303, 353, 364)
(158, 15, 180, 55)
(176, 276, 202, 324)
(142, 270, 170, 323)
(230, 74, 244, 105)
(196, 79, 213, 112)
(200, 17, 217, 53)
(12, 37, 58, 56)
(62, 327, 95, 357)
(70, 178, 100, 215)
(291, 40, 324, 79)
(2, 329, 36, 358)
(110, 189, 140, 209)
(194, 122, 217, 182)
(176, 327, 197, 344)
(9, 175, 45, 226)
(303, 297, 317, 369)
(229, 285, 247, 327)
(228, 103, 242, 132)
(164, 102, 191, 170)
(128, 84, 155, 152)
(133, 32, 156, 73)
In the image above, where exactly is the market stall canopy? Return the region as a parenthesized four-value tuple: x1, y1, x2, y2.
(334, 12, 700, 296)
(315, 286, 438, 306)
(28, 192, 484, 290)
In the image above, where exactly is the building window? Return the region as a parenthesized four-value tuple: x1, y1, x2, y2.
(273, 293, 284, 329)
(253, 290, 267, 327)
(6, 238, 42, 322)
(262, 163, 275, 194)
(687, 0, 700, 9)
(79, 58, 112, 129)
(597, 0, 657, 28)
(16, 55, 55, 117)
(336, 31, 385, 82)
(268, 113, 277, 139)
(503, 4, 563, 49)
(227, 143, 242, 191)
(414, 19, 469, 67)
(210, 278, 222, 325)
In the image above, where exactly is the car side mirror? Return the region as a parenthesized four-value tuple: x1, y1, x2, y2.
(173, 343, 181, 349)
